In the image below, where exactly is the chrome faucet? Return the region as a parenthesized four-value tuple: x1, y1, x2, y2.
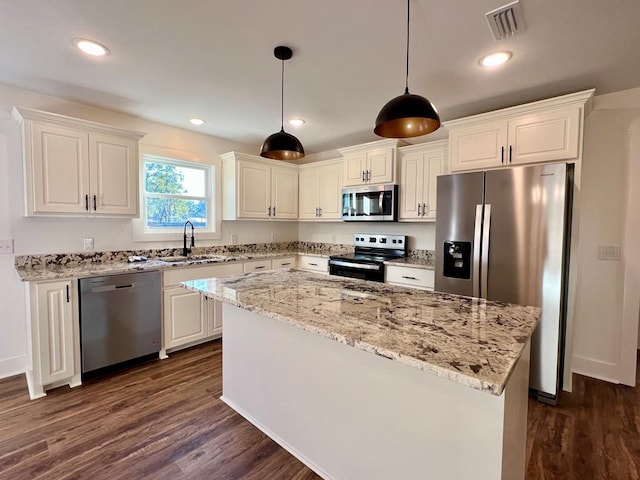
(183, 221, 195, 256)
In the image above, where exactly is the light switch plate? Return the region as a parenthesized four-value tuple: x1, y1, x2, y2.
(84, 238, 94, 251)
(230, 234, 238, 245)
(0, 238, 14, 254)
(598, 245, 621, 261)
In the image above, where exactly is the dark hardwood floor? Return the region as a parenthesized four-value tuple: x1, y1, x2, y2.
(0, 341, 638, 479)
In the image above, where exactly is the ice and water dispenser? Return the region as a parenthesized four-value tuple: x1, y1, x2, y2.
(442, 241, 472, 279)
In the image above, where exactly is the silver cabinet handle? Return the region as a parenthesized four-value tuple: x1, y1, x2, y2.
(267, 206, 271, 216)
(509, 145, 513, 163)
(422, 203, 427, 217)
(309, 262, 318, 266)
(66, 284, 70, 302)
(402, 275, 418, 280)
(93, 194, 97, 211)
(362, 170, 366, 182)
(85, 194, 89, 211)
(315, 207, 319, 217)
(318, 207, 322, 216)
(281, 262, 291, 266)
(272, 206, 276, 216)
(501, 146, 505, 164)
(417, 203, 421, 216)
(254, 265, 266, 270)
(366, 170, 371, 182)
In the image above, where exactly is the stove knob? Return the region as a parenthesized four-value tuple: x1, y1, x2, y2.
(398, 239, 403, 244)
(392, 239, 397, 244)
(379, 238, 387, 244)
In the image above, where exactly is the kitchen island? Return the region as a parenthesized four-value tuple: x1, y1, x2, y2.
(183, 270, 540, 480)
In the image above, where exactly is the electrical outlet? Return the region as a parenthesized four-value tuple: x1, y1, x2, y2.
(0, 238, 14, 254)
(83, 238, 94, 251)
(271, 233, 277, 243)
(230, 234, 238, 245)
(598, 245, 621, 261)
(332, 233, 337, 243)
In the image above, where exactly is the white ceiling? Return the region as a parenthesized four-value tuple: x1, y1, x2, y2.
(1, 0, 639, 155)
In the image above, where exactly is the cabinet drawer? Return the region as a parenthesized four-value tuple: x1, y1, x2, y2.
(163, 262, 243, 286)
(273, 257, 297, 269)
(298, 255, 328, 273)
(243, 259, 273, 273)
(385, 266, 434, 290)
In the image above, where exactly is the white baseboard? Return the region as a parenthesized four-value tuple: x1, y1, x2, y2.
(572, 355, 619, 384)
(0, 355, 26, 380)
(221, 396, 333, 480)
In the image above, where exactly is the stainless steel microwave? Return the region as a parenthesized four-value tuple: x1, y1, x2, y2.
(342, 184, 398, 221)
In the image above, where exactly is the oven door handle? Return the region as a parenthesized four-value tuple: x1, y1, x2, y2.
(329, 260, 382, 271)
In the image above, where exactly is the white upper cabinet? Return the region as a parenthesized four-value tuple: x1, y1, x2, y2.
(339, 139, 403, 186)
(298, 159, 343, 220)
(221, 152, 299, 220)
(444, 89, 594, 172)
(13, 107, 145, 217)
(398, 140, 448, 222)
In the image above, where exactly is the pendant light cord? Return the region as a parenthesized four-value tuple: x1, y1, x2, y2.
(404, 0, 410, 95)
(280, 58, 285, 131)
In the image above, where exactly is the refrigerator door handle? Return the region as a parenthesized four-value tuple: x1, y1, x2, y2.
(472, 205, 483, 297)
(480, 204, 492, 298)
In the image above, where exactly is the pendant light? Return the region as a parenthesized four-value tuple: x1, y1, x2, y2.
(260, 46, 305, 160)
(374, 0, 440, 138)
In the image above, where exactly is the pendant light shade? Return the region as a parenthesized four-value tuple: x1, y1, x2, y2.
(260, 46, 305, 160)
(374, 0, 440, 138)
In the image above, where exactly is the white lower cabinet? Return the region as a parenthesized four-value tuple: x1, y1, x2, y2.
(162, 263, 243, 351)
(243, 259, 273, 273)
(273, 256, 297, 269)
(385, 265, 434, 291)
(298, 255, 329, 274)
(27, 279, 81, 399)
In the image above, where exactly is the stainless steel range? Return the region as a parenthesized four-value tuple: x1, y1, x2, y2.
(329, 233, 407, 282)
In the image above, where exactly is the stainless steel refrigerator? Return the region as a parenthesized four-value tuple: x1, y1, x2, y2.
(435, 162, 573, 404)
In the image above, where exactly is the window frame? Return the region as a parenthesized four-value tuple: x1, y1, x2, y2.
(133, 145, 222, 242)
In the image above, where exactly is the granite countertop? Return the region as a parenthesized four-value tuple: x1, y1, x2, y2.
(182, 269, 540, 395)
(384, 257, 434, 270)
(14, 251, 301, 282)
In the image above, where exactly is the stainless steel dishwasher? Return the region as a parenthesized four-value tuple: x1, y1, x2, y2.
(79, 270, 161, 373)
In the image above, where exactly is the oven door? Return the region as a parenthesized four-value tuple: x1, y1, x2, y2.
(329, 259, 385, 282)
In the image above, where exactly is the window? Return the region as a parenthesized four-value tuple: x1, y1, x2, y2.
(133, 148, 221, 241)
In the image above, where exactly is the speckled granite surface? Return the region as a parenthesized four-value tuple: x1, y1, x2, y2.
(384, 257, 434, 270)
(14, 242, 433, 281)
(182, 269, 540, 395)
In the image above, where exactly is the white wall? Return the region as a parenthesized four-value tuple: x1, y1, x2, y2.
(0, 83, 295, 377)
(571, 88, 640, 383)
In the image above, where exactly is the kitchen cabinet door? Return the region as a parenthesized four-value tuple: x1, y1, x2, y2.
(398, 140, 447, 221)
(508, 106, 581, 165)
(366, 147, 395, 184)
(343, 153, 367, 186)
(237, 159, 271, 219)
(299, 168, 320, 219)
(399, 153, 424, 220)
(89, 133, 138, 215)
(204, 295, 223, 337)
(271, 165, 298, 219)
(318, 162, 343, 219)
(163, 286, 207, 349)
(30, 122, 90, 214)
(449, 120, 508, 172)
(34, 280, 77, 385)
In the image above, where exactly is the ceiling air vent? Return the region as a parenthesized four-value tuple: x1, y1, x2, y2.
(485, 0, 526, 41)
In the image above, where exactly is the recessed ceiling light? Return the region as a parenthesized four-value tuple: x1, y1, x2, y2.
(288, 118, 305, 127)
(479, 51, 512, 67)
(72, 38, 110, 57)
(190, 118, 206, 126)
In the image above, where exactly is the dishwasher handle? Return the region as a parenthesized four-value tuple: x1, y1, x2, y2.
(90, 280, 152, 293)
